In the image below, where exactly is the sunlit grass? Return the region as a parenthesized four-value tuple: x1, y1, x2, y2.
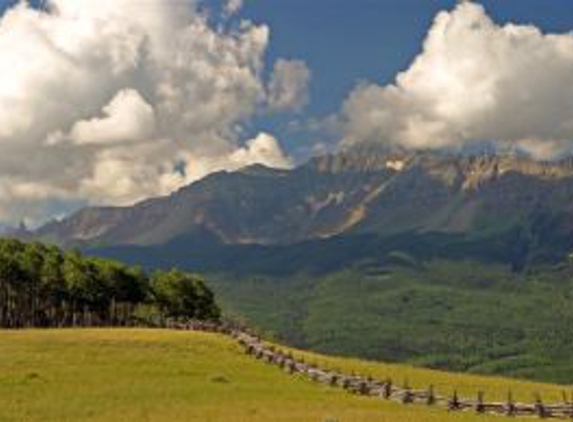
(284, 345, 572, 404)
(0, 329, 562, 421)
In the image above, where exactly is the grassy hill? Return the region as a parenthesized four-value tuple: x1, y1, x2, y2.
(0, 329, 568, 421)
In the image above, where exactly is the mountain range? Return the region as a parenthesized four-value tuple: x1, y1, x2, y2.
(28, 147, 573, 271)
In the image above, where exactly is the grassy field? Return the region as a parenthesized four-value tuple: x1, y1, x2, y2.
(0, 329, 568, 422)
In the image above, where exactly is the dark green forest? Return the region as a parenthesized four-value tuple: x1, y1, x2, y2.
(0, 239, 219, 328)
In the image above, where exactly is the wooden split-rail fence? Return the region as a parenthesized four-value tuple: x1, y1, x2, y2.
(165, 320, 573, 420)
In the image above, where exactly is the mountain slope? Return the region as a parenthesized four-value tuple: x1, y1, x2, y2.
(33, 158, 395, 247)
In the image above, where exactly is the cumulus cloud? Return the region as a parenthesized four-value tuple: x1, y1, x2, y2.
(0, 0, 297, 224)
(180, 132, 292, 183)
(66, 89, 156, 145)
(229, 132, 292, 169)
(268, 59, 311, 112)
(342, 2, 573, 158)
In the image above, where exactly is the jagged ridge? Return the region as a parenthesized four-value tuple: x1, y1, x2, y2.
(28, 149, 573, 252)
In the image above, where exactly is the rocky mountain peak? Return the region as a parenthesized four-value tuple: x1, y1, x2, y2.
(306, 146, 415, 174)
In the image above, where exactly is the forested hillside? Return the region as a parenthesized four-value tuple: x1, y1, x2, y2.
(0, 239, 219, 328)
(207, 258, 573, 385)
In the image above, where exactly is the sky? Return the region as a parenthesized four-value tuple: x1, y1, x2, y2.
(0, 0, 573, 226)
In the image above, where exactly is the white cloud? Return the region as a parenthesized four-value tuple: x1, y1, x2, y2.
(0, 0, 298, 225)
(179, 132, 292, 183)
(78, 131, 293, 207)
(229, 132, 292, 169)
(79, 140, 184, 205)
(268, 59, 311, 112)
(342, 2, 573, 158)
(68, 89, 156, 145)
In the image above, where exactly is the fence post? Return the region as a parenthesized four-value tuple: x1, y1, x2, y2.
(426, 385, 436, 406)
(505, 390, 516, 417)
(448, 390, 460, 411)
(561, 390, 573, 420)
(534, 393, 547, 419)
(382, 378, 392, 399)
(366, 375, 374, 386)
(330, 373, 339, 387)
(358, 379, 370, 396)
(476, 391, 485, 414)
(402, 379, 413, 404)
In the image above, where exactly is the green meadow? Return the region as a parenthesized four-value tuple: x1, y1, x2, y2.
(0, 329, 568, 421)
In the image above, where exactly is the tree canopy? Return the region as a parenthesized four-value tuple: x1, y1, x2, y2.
(0, 239, 220, 328)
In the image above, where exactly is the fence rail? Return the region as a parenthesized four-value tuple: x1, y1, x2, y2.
(165, 319, 573, 420)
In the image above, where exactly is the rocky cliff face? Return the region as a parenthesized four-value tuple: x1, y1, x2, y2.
(29, 149, 573, 250)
